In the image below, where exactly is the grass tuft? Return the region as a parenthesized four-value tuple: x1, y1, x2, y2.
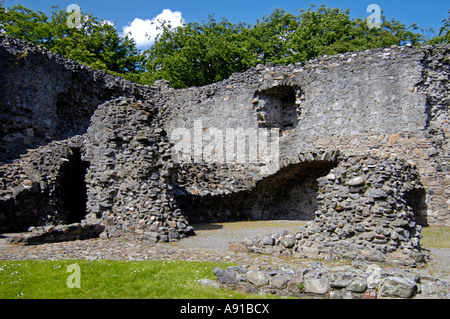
(420, 226, 450, 249)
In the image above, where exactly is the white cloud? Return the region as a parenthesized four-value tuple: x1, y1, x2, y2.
(122, 9, 185, 50)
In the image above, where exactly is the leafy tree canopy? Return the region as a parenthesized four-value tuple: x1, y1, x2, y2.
(0, 2, 141, 75)
(428, 10, 450, 44)
(0, 1, 448, 89)
(140, 17, 258, 88)
(144, 5, 426, 88)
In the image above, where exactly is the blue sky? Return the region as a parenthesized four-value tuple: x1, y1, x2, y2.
(3, 0, 449, 49)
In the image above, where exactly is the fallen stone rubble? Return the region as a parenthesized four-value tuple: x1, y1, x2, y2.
(210, 261, 449, 299)
(7, 222, 105, 245)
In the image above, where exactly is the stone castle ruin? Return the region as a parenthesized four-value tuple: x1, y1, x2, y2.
(0, 35, 448, 267)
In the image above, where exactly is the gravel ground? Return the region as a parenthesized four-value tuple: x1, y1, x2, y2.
(0, 221, 311, 269)
(171, 221, 305, 252)
(425, 248, 450, 282)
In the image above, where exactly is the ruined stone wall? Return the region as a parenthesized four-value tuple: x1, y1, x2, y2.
(0, 136, 85, 232)
(160, 45, 449, 226)
(82, 97, 194, 241)
(176, 152, 339, 223)
(0, 35, 153, 233)
(0, 36, 448, 248)
(0, 35, 152, 164)
(238, 154, 429, 268)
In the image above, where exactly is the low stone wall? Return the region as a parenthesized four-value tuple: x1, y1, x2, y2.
(7, 222, 105, 245)
(211, 262, 449, 299)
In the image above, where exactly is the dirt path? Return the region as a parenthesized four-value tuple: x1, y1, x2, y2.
(171, 220, 306, 252)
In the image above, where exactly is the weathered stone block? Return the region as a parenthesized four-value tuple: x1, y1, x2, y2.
(380, 277, 417, 298)
(304, 278, 329, 295)
(246, 271, 269, 288)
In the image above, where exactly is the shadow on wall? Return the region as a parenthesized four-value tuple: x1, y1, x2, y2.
(175, 160, 337, 224)
(0, 182, 52, 232)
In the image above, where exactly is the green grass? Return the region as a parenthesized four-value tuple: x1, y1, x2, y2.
(421, 226, 450, 249)
(0, 260, 279, 299)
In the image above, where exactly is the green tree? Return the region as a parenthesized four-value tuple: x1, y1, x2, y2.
(0, 4, 142, 74)
(253, 5, 423, 65)
(143, 5, 425, 88)
(249, 9, 301, 64)
(428, 10, 450, 44)
(0, 2, 431, 89)
(49, 8, 141, 73)
(141, 16, 257, 88)
(0, 4, 53, 46)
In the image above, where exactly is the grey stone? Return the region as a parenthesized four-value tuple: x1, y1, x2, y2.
(330, 272, 357, 288)
(214, 267, 238, 285)
(213, 262, 448, 299)
(168, 230, 180, 241)
(365, 188, 388, 199)
(226, 265, 248, 274)
(198, 279, 221, 289)
(246, 271, 269, 288)
(347, 176, 366, 186)
(281, 236, 296, 248)
(176, 222, 187, 229)
(380, 277, 418, 298)
(8, 222, 105, 244)
(268, 274, 293, 290)
(347, 279, 367, 293)
(393, 219, 409, 227)
(310, 262, 323, 270)
(304, 278, 329, 295)
(260, 236, 275, 246)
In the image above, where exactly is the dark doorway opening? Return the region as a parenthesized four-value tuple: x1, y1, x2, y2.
(59, 148, 89, 224)
(404, 187, 428, 227)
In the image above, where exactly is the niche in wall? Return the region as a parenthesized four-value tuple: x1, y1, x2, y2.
(253, 85, 305, 132)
